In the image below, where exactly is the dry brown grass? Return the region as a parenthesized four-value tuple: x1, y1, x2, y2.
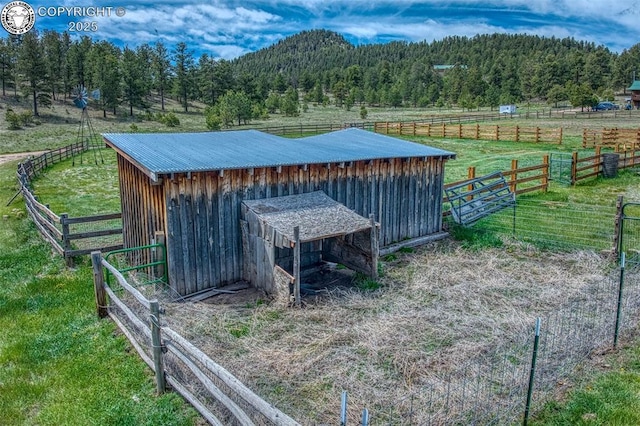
(157, 238, 612, 424)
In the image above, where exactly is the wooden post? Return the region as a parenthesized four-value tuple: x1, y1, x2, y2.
(369, 215, 379, 279)
(510, 159, 518, 193)
(293, 226, 301, 307)
(515, 125, 520, 142)
(153, 231, 166, 283)
(441, 123, 446, 138)
(594, 146, 602, 175)
(542, 155, 549, 192)
(475, 124, 480, 139)
(571, 151, 578, 185)
(495, 125, 500, 141)
(412, 122, 416, 136)
(91, 251, 108, 318)
(60, 213, 72, 267)
(458, 123, 462, 138)
(467, 167, 476, 201)
(559, 128, 563, 144)
(613, 195, 624, 258)
(535, 127, 541, 143)
(150, 300, 166, 394)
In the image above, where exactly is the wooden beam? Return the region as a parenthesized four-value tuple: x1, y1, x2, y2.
(293, 226, 301, 307)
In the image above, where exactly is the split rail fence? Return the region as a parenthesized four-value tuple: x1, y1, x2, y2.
(15, 142, 123, 265)
(91, 251, 299, 426)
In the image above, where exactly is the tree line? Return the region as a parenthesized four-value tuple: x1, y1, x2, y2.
(2, 29, 640, 127)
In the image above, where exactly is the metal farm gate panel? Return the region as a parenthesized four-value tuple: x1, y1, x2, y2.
(549, 153, 573, 185)
(619, 202, 640, 264)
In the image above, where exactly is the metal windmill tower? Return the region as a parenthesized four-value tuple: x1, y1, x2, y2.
(72, 85, 103, 165)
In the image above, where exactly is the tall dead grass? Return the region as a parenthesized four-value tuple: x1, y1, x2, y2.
(161, 239, 613, 424)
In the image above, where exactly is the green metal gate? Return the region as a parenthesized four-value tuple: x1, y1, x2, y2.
(549, 153, 573, 185)
(618, 202, 640, 264)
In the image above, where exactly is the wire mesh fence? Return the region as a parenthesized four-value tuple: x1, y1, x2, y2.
(447, 198, 618, 252)
(359, 262, 640, 425)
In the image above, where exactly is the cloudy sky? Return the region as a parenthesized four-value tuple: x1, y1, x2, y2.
(19, 0, 640, 59)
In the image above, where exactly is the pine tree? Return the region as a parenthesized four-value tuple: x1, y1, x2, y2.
(17, 31, 47, 116)
(152, 41, 171, 111)
(172, 42, 194, 112)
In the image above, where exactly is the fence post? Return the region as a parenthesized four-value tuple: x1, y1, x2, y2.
(515, 125, 520, 142)
(153, 230, 166, 282)
(475, 123, 480, 139)
(495, 125, 500, 141)
(60, 213, 73, 267)
(559, 128, 563, 144)
(340, 391, 348, 426)
(614, 252, 626, 349)
(542, 155, 549, 192)
(293, 226, 301, 307)
(613, 195, 624, 258)
(361, 408, 369, 426)
(467, 167, 476, 201)
(150, 300, 166, 394)
(570, 152, 578, 185)
(91, 251, 108, 318)
(523, 318, 542, 426)
(594, 146, 602, 175)
(510, 159, 518, 193)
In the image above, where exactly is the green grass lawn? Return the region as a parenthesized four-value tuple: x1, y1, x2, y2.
(532, 342, 640, 425)
(0, 161, 198, 425)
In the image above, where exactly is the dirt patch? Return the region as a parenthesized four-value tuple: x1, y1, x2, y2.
(0, 151, 48, 166)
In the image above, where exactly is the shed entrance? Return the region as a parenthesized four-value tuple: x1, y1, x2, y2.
(241, 191, 379, 306)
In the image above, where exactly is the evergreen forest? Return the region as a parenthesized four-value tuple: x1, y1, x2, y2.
(2, 29, 640, 128)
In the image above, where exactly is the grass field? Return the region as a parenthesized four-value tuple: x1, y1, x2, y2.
(3, 95, 640, 424)
(0, 160, 198, 425)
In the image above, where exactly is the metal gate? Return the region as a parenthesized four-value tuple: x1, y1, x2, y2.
(549, 153, 573, 185)
(618, 202, 640, 264)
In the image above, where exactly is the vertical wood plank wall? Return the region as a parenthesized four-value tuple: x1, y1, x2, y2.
(121, 156, 447, 296)
(117, 154, 166, 266)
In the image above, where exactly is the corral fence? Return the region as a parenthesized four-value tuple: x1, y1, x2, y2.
(342, 257, 640, 425)
(90, 250, 299, 426)
(375, 122, 563, 144)
(583, 127, 640, 149)
(15, 142, 123, 265)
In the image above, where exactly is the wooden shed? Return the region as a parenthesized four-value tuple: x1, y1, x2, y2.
(103, 128, 455, 298)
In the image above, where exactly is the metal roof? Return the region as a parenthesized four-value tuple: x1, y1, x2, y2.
(628, 80, 640, 91)
(103, 128, 455, 180)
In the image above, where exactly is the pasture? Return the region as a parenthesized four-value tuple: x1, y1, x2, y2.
(4, 97, 640, 424)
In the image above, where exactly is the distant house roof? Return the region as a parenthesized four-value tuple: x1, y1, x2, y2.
(433, 64, 467, 71)
(628, 80, 640, 91)
(103, 128, 455, 181)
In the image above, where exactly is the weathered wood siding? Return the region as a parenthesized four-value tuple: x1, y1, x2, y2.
(117, 154, 166, 266)
(159, 157, 446, 296)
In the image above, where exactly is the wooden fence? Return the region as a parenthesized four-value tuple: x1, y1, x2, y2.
(444, 155, 549, 205)
(91, 251, 299, 426)
(570, 146, 640, 184)
(583, 128, 640, 149)
(16, 144, 123, 265)
(375, 122, 563, 144)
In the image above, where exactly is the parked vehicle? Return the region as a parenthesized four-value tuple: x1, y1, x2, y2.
(593, 101, 620, 111)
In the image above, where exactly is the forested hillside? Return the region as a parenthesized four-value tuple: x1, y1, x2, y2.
(2, 29, 639, 127)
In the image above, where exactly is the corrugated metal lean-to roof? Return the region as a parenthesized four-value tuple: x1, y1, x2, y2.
(103, 128, 455, 180)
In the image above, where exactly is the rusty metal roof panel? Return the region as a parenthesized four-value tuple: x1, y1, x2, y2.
(102, 128, 455, 178)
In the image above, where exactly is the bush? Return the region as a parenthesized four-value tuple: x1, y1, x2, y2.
(157, 112, 180, 127)
(205, 113, 222, 131)
(5, 109, 21, 130)
(19, 111, 33, 127)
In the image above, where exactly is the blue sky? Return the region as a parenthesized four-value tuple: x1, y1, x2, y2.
(17, 0, 640, 59)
